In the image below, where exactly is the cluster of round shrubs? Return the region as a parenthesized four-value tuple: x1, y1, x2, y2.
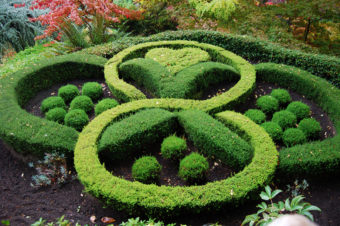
(132, 135, 209, 184)
(41, 82, 119, 131)
(245, 88, 321, 147)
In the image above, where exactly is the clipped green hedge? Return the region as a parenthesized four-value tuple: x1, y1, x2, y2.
(255, 63, 340, 178)
(98, 108, 178, 160)
(74, 104, 278, 217)
(0, 53, 107, 157)
(119, 59, 239, 99)
(105, 40, 255, 114)
(178, 110, 253, 171)
(81, 30, 340, 87)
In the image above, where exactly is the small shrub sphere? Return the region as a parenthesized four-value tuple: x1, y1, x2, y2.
(45, 107, 67, 124)
(287, 101, 311, 121)
(261, 122, 283, 142)
(132, 156, 162, 184)
(41, 96, 66, 113)
(82, 82, 103, 101)
(178, 153, 209, 183)
(298, 118, 322, 140)
(64, 109, 89, 131)
(244, 109, 266, 124)
(272, 110, 297, 130)
(161, 135, 187, 160)
(58, 84, 79, 103)
(94, 98, 119, 116)
(283, 128, 307, 147)
(270, 89, 291, 106)
(256, 95, 279, 114)
(70, 96, 94, 113)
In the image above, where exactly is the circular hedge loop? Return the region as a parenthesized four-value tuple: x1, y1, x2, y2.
(0, 53, 107, 157)
(74, 104, 278, 217)
(104, 40, 256, 114)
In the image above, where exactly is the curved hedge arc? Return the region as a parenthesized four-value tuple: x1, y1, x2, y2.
(82, 30, 340, 87)
(104, 40, 256, 113)
(0, 54, 107, 157)
(255, 63, 340, 178)
(74, 103, 278, 217)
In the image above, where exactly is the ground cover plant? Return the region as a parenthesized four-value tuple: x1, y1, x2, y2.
(0, 30, 339, 224)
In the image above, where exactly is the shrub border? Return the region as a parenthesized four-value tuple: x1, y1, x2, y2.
(104, 40, 256, 113)
(255, 63, 340, 178)
(0, 54, 107, 157)
(81, 30, 340, 87)
(74, 105, 278, 217)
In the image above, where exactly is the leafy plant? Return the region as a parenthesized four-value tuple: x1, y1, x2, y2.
(1, 220, 10, 226)
(0, 0, 45, 61)
(242, 185, 321, 226)
(29, 0, 142, 47)
(286, 179, 309, 197)
(29, 152, 72, 188)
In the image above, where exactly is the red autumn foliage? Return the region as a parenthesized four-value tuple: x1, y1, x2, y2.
(28, 0, 143, 40)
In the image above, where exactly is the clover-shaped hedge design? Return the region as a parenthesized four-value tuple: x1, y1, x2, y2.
(0, 32, 339, 218)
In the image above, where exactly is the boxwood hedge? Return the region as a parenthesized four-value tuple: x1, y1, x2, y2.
(255, 63, 340, 178)
(81, 30, 340, 87)
(104, 40, 256, 114)
(0, 53, 107, 157)
(74, 104, 278, 217)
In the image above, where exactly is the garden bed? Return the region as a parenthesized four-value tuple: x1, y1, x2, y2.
(1, 139, 340, 225)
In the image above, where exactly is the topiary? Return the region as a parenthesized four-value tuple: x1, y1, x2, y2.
(283, 128, 307, 147)
(286, 101, 311, 121)
(161, 135, 187, 161)
(178, 152, 209, 183)
(58, 84, 80, 103)
(270, 88, 291, 106)
(132, 156, 162, 184)
(82, 82, 103, 101)
(298, 118, 322, 140)
(244, 109, 266, 124)
(94, 98, 119, 116)
(45, 107, 67, 124)
(256, 95, 279, 114)
(272, 110, 297, 130)
(64, 109, 89, 131)
(41, 96, 66, 113)
(70, 96, 94, 113)
(261, 122, 283, 142)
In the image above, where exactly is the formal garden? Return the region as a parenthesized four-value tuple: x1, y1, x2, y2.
(0, 0, 339, 225)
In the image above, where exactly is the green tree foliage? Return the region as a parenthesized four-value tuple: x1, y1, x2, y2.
(188, 0, 238, 22)
(268, 0, 340, 54)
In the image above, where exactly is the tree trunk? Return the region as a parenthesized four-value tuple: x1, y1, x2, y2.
(304, 17, 311, 43)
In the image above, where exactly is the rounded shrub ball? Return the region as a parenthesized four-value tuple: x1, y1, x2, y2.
(58, 84, 79, 103)
(64, 109, 89, 131)
(298, 118, 321, 140)
(287, 101, 311, 121)
(178, 153, 209, 183)
(272, 110, 297, 130)
(244, 109, 266, 124)
(270, 88, 291, 106)
(161, 135, 187, 161)
(41, 96, 66, 113)
(261, 122, 283, 142)
(132, 156, 162, 184)
(283, 128, 307, 147)
(45, 107, 67, 124)
(70, 95, 94, 113)
(256, 95, 279, 114)
(95, 98, 119, 116)
(82, 82, 103, 101)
